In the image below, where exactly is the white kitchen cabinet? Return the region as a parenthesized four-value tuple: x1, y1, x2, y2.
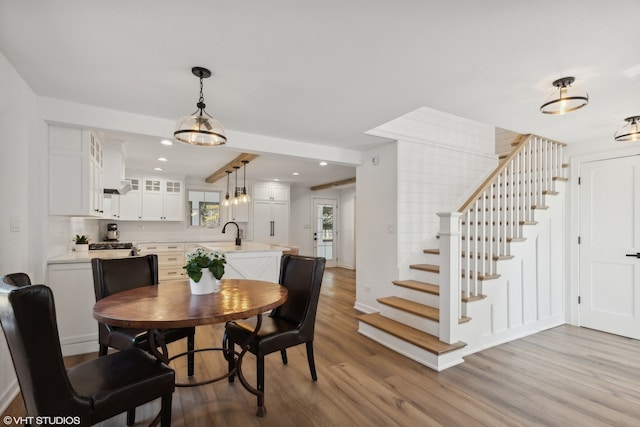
(49, 125, 104, 216)
(253, 182, 289, 202)
(120, 176, 184, 221)
(102, 194, 121, 220)
(47, 262, 97, 356)
(142, 177, 184, 221)
(253, 182, 289, 244)
(253, 200, 289, 244)
(119, 176, 142, 220)
(137, 242, 185, 282)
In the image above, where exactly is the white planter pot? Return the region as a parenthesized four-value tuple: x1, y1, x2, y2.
(75, 243, 89, 252)
(189, 271, 220, 295)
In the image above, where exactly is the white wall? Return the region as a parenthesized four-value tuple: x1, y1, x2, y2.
(0, 50, 40, 412)
(289, 185, 355, 268)
(355, 143, 398, 313)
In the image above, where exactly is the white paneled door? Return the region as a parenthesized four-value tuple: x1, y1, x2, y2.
(313, 198, 337, 268)
(579, 155, 640, 339)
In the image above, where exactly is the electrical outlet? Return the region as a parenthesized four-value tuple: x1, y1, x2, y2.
(10, 216, 19, 232)
(137, 225, 145, 230)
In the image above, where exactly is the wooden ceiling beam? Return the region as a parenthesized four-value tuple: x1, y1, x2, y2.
(205, 153, 260, 184)
(310, 177, 356, 191)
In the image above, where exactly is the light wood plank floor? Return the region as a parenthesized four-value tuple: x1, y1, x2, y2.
(5, 267, 640, 426)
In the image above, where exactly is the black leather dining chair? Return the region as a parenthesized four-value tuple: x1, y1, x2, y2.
(225, 254, 326, 416)
(0, 282, 175, 427)
(91, 255, 194, 424)
(1, 272, 32, 287)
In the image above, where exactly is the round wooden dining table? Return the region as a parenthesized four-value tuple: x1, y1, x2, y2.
(93, 278, 287, 414)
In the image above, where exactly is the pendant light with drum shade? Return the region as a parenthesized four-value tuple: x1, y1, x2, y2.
(174, 67, 227, 146)
(614, 116, 640, 142)
(540, 76, 588, 115)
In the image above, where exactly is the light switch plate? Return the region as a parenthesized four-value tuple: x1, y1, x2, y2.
(10, 216, 20, 232)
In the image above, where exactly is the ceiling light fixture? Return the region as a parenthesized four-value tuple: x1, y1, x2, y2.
(160, 139, 173, 146)
(614, 116, 640, 142)
(540, 76, 588, 115)
(239, 160, 251, 203)
(232, 166, 240, 205)
(174, 66, 227, 146)
(222, 170, 231, 207)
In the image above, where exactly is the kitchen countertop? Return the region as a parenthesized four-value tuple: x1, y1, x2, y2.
(48, 249, 134, 265)
(48, 242, 288, 265)
(193, 242, 287, 253)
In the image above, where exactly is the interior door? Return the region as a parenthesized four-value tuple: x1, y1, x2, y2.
(579, 155, 640, 338)
(313, 198, 337, 267)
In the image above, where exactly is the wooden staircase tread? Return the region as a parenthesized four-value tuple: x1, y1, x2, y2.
(461, 252, 515, 261)
(531, 205, 549, 209)
(542, 190, 559, 195)
(461, 271, 500, 280)
(410, 263, 440, 273)
(461, 292, 487, 302)
(423, 248, 440, 255)
(358, 313, 466, 355)
(393, 280, 439, 295)
(378, 296, 439, 321)
(553, 176, 569, 182)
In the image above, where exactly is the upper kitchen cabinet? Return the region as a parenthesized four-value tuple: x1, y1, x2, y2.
(253, 183, 289, 202)
(49, 125, 104, 216)
(120, 175, 185, 221)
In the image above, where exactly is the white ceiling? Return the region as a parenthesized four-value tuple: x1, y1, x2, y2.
(2, 1, 640, 186)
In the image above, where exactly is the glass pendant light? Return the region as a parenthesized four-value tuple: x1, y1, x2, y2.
(232, 166, 240, 205)
(540, 76, 588, 115)
(614, 116, 640, 142)
(240, 160, 251, 203)
(222, 171, 231, 207)
(174, 66, 227, 146)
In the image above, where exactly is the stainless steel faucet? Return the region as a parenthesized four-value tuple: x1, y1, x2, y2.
(222, 221, 242, 246)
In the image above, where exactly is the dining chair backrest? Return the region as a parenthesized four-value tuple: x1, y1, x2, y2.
(1, 272, 32, 288)
(0, 284, 92, 420)
(92, 255, 159, 300)
(271, 255, 326, 339)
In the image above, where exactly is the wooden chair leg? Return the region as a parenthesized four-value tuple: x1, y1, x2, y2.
(160, 392, 173, 427)
(280, 349, 288, 364)
(256, 355, 266, 416)
(306, 341, 317, 381)
(187, 333, 195, 377)
(126, 408, 135, 426)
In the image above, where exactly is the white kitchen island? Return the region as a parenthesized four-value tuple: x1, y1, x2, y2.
(186, 241, 285, 283)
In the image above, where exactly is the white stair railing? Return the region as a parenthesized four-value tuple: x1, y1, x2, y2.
(438, 135, 566, 343)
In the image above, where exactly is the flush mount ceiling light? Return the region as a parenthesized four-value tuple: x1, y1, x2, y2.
(614, 116, 640, 142)
(540, 76, 588, 115)
(174, 66, 227, 146)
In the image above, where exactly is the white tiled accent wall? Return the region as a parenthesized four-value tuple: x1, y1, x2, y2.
(393, 109, 497, 277)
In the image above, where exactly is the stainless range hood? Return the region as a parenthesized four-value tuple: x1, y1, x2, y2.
(104, 180, 132, 195)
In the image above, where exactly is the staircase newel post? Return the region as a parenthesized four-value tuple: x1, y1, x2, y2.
(437, 212, 462, 344)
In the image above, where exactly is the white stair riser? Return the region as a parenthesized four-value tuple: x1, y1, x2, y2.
(378, 306, 440, 336)
(358, 322, 464, 371)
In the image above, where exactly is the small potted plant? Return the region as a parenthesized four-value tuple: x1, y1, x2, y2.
(73, 234, 90, 252)
(183, 247, 226, 294)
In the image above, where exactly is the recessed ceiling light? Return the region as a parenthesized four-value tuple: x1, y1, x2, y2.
(158, 157, 167, 162)
(274, 178, 280, 181)
(154, 167, 163, 171)
(292, 172, 300, 176)
(319, 161, 328, 166)
(160, 139, 173, 146)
